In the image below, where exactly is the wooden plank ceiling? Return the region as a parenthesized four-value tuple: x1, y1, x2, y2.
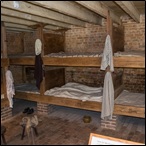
(1, 1, 145, 32)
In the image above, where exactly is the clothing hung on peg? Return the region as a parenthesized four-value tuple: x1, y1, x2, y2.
(100, 35, 114, 120)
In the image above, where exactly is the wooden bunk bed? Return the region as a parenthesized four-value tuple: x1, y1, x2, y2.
(7, 17, 145, 119)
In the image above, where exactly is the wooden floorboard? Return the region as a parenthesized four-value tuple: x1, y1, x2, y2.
(1, 99, 145, 145)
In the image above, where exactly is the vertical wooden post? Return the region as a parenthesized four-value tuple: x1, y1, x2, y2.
(36, 24, 45, 95)
(1, 22, 8, 99)
(107, 10, 113, 53)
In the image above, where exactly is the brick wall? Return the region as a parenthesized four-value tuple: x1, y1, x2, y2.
(7, 32, 24, 55)
(65, 21, 107, 53)
(7, 31, 36, 56)
(123, 68, 145, 93)
(122, 14, 145, 51)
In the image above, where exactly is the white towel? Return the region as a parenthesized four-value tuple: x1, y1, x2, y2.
(100, 35, 114, 72)
(6, 70, 15, 108)
(101, 72, 114, 119)
(100, 35, 114, 120)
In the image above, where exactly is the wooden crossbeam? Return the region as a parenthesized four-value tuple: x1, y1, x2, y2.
(29, 1, 102, 25)
(75, 1, 121, 24)
(114, 1, 140, 22)
(1, 7, 72, 29)
(1, 1, 86, 27)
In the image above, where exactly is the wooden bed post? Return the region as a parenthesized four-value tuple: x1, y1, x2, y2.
(107, 10, 113, 51)
(1, 22, 8, 99)
(36, 24, 45, 95)
(1, 22, 12, 121)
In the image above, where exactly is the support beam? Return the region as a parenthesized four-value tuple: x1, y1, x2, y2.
(1, 1, 86, 27)
(1, 15, 37, 26)
(6, 27, 35, 33)
(5, 23, 35, 31)
(2, 15, 63, 31)
(75, 1, 121, 24)
(1, 7, 71, 29)
(114, 1, 140, 22)
(28, 1, 102, 25)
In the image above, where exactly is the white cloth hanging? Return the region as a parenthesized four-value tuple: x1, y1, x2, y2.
(6, 70, 15, 108)
(100, 35, 114, 120)
(101, 72, 114, 119)
(100, 35, 114, 72)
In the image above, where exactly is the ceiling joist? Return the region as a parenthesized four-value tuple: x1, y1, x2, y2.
(28, 1, 102, 25)
(1, 7, 72, 29)
(75, 1, 121, 25)
(114, 1, 140, 22)
(1, 1, 86, 27)
(1, 15, 63, 31)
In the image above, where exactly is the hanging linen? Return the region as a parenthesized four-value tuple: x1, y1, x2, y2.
(100, 35, 114, 119)
(6, 70, 15, 108)
(34, 39, 44, 89)
(100, 35, 114, 72)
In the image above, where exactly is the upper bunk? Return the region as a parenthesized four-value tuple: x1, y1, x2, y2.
(9, 51, 145, 68)
(8, 21, 145, 68)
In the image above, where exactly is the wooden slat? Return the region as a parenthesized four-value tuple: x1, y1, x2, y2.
(9, 56, 145, 68)
(114, 104, 145, 118)
(113, 56, 145, 68)
(9, 57, 35, 65)
(43, 57, 102, 67)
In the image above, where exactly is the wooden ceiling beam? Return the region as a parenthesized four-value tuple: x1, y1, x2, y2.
(1, 15, 37, 27)
(4, 23, 35, 30)
(2, 15, 62, 31)
(1, 1, 86, 27)
(28, 1, 102, 25)
(75, 1, 121, 25)
(1, 7, 72, 29)
(114, 1, 140, 22)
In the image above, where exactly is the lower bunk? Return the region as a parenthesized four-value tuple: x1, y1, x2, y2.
(13, 67, 145, 118)
(14, 84, 145, 118)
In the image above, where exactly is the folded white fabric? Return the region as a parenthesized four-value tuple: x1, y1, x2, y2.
(100, 35, 114, 72)
(6, 70, 15, 108)
(35, 39, 42, 55)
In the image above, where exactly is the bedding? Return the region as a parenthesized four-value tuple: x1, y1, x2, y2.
(44, 52, 100, 58)
(44, 82, 103, 102)
(15, 83, 40, 94)
(115, 90, 145, 107)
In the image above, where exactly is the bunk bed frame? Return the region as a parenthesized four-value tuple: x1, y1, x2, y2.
(9, 56, 145, 68)
(4, 14, 145, 119)
(1, 22, 9, 107)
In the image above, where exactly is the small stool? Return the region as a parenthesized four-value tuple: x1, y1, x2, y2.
(21, 124, 38, 140)
(1, 125, 6, 145)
